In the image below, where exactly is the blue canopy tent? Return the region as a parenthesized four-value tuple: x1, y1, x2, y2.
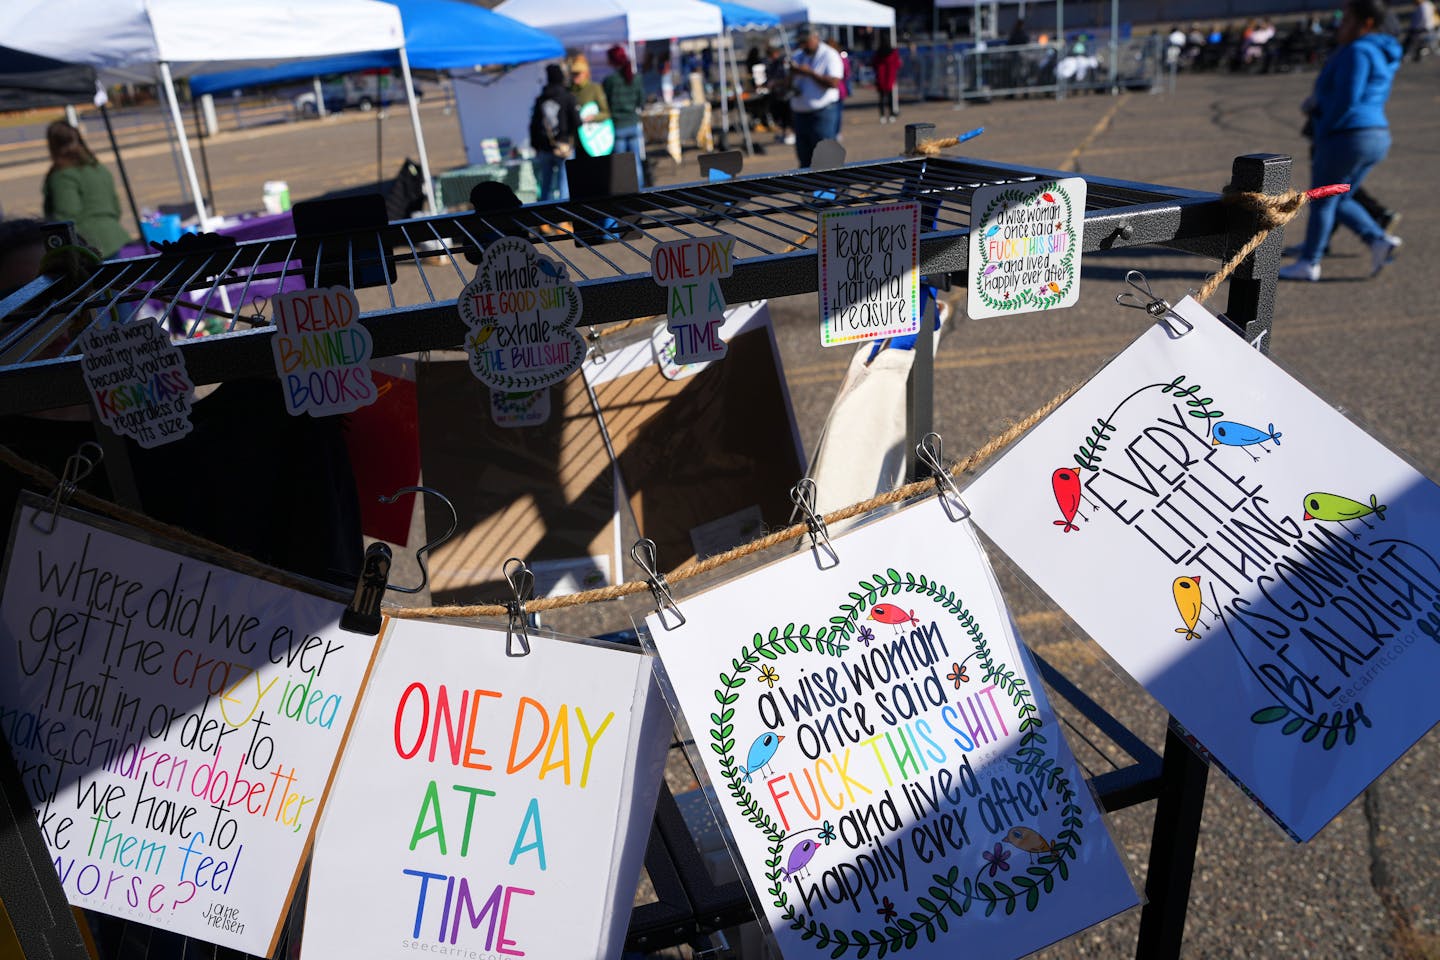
(697, 0, 781, 155)
(190, 0, 564, 211)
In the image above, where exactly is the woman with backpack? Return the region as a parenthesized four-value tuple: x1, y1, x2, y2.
(530, 64, 581, 203)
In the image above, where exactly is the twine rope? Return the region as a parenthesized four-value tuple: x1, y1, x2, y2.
(0, 181, 1309, 623)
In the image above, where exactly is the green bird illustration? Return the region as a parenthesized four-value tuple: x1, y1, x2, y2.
(1301, 491, 1387, 538)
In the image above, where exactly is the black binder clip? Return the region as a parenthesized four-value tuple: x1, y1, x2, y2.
(1116, 270, 1192, 337)
(341, 542, 392, 635)
(631, 538, 685, 629)
(504, 557, 535, 657)
(915, 432, 970, 521)
(32, 441, 103, 535)
(377, 486, 457, 594)
(790, 477, 839, 567)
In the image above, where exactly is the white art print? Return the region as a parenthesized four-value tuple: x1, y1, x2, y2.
(0, 504, 376, 954)
(966, 178, 1085, 319)
(458, 237, 585, 391)
(270, 286, 377, 417)
(651, 235, 735, 364)
(648, 500, 1136, 960)
(304, 619, 668, 960)
(80, 319, 195, 448)
(966, 298, 1440, 841)
(819, 202, 920, 347)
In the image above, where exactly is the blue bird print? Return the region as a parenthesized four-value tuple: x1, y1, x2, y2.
(742, 732, 784, 783)
(1211, 420, 1282, 462)
(983, 224, 1001, 238)
(537, 258, 567, 281)
(784, 839, 819, 879)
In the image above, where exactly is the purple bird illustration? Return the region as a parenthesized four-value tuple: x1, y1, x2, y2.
(784, 839, 820, 879)
(983, 263, 999, 276)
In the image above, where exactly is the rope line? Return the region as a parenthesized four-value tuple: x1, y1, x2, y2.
(0, 180, 1310, 624)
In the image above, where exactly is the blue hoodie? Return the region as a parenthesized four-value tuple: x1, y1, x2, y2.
(1311, 31, 1402, 139)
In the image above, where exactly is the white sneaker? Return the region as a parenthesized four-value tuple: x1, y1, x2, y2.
(784, 133, 796, 145)
(1277, 259, 1320, 282)
(1369, 234, 1401, 276)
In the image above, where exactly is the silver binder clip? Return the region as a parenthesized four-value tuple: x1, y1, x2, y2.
(631, 538, 685, 628)
(915, 433, 970, 520)
(32, 441, 103, 534)
(378, 486, 458, 594)
(1115, 270, 1192, 337)
(790, 478, 838, 566)
(503, 557, 535, 657)
(587, 325, 606, 364)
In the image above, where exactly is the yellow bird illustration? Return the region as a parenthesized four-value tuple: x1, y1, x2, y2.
(1046, 281, 1062, 294)
(1003, 826, 1054, 861)
(1172, 575, 1202, 641)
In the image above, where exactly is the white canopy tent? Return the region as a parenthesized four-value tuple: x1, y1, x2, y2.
(497, 0, 731, 173)
(2, 0, 419, 225)
(732, 0, 895, 29)
(495, 0, 724, 47)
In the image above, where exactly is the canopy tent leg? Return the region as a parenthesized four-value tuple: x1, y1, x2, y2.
(158, 61, 209, 227)
(97, 104, 142, 236)
(190, 98, 216, 216)
(398, 47, 435, 215)
(727, 41, 754, 156)
(716, 34, 729, 151)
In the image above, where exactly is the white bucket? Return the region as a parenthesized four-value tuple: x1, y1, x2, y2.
(262, 180, 291, 214)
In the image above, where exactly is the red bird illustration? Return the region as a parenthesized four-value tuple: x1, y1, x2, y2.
(868, 604, 920, 630)
(1052, 467, 1081, 532)
(1041, 192, 1057, 203)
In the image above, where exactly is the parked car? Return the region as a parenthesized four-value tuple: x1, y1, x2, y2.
(293, 73, 422, 116)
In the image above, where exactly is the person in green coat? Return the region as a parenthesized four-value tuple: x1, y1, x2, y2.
(43, 121, 130, 259)
(603, 45, 647, 187)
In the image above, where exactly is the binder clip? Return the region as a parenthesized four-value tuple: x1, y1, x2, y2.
(915, 433, 970, 521)
(340, 543, 392, 635)
(1116, 270, 1192, 337)
(587, 325, 606, 364)
(790, 477, 839, 566)
(504, 557, 535, 657)
(31, 441, 103, 535)
(377, 486, 457, 594)
(631, 538, 685, 629)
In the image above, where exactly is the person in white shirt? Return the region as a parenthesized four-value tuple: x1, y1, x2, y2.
(787, 24, 844, 167)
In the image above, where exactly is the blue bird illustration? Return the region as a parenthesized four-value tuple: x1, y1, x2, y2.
(1211, 420, 1281, 461)
(742, 732, 783, 783)
(983, 224, 1001, 238)
(537, 258, 567, 281)
(784, 839, 819, 879)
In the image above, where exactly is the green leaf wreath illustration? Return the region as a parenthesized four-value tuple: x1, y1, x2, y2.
(712, 575, 1084, 955)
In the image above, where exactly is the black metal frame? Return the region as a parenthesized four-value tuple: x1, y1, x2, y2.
(0, 141, 1292, 960)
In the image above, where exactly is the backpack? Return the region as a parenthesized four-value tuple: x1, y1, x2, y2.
(531, 94, 565, 152)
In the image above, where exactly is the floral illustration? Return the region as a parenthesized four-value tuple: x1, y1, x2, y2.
(982, 842, 1012, 877)
(758, 664, 780, 688)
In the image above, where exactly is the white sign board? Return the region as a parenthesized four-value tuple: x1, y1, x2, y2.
(966, 177, 1085, 319)
(819, 202, 920, 347)
(966, 298, 1440, 840)
(270, 286, 377, 417)
(0, 504, 376, 954)
(303, 619, 669, 960)
(648, 499, 1137, 959)
(80, 319, 195, 448)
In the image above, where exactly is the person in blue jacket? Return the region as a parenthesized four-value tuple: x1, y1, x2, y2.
(1279, 0, 1403, 282)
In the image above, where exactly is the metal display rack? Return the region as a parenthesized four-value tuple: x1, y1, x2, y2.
(0, 132, 1293, 960)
